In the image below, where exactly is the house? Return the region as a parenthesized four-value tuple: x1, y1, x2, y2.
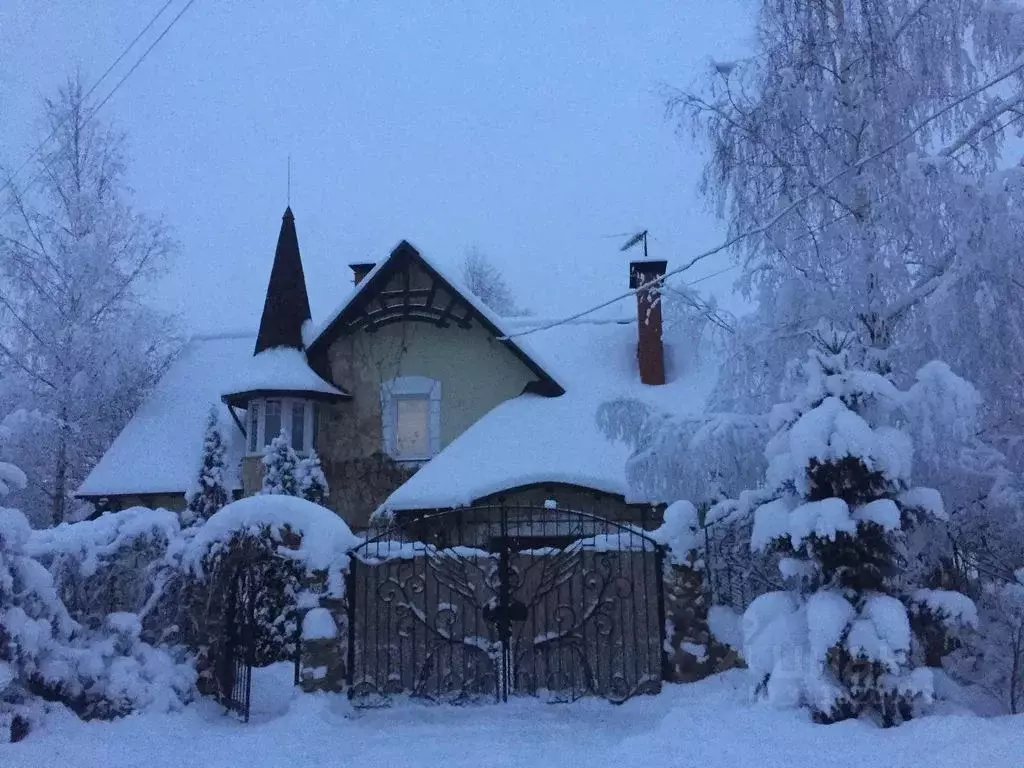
(77, 207, 711, 531)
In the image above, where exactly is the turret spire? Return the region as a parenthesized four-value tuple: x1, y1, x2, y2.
(254, 206, 312, 355)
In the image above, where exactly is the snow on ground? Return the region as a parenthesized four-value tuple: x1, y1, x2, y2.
(7, 671, 1023, 767)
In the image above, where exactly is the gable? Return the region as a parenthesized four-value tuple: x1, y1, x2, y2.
(306, 241, 563, 396)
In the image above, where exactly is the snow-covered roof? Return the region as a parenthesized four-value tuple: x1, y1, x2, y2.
(77, 333, 254, 498)
(221, 346, 346, 404)
(379, 317, 717, 513)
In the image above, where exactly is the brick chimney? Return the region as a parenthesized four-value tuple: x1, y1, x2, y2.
(629, 259, 668, 385)
(349, 262, 375, 285)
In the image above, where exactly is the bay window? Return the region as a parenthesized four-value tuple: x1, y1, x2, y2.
(245, 397, 317, 455)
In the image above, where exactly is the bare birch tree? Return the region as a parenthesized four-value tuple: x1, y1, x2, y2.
(0, 75, 177, 526)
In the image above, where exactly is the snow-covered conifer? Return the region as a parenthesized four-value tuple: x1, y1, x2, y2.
(260, 432, 299, 496)
(296, 450, 329, 506)
(723, 332, 975, 726)
(184, 407, 229, 524)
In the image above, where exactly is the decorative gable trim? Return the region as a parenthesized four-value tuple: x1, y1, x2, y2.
(306, 241, 565, 397)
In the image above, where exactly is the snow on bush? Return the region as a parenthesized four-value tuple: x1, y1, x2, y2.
(185, 495, 359, 585)
(260, 433, 300, 496)
(296, 450, 330, 505)
(27, 507, 188, 644)
(712, 337, 976, 726)
(184, 495, 358, 670)
(1, 494, 194, 741)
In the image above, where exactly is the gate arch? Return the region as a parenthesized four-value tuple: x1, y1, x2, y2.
(347, 503, 666, 706)
(191, 537, 304, 722)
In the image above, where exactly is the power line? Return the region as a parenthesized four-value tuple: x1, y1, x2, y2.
(86, 0, 198, 118)
(503, 54, 1024, 341)
(1, 0, 197, 216)
(0, 0, 176, 200)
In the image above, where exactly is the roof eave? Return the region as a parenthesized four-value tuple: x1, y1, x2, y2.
(221, 388, 351, 409)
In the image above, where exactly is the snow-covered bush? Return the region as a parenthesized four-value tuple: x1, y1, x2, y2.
(1, 467, 193, 741)
(184, 407, 229, 524)
(296, 450, 329, 505)
(713, 337, 975, 726)
(261, 432, 300, 496)
(27, 507, 188, 644)
(182, 495, 358, 691)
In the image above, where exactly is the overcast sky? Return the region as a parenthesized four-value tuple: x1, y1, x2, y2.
(1, 1, 754, 334)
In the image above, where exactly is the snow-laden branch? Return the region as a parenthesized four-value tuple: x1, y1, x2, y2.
(503, 55, 1024, 342)
(940, 93, 1024, 158)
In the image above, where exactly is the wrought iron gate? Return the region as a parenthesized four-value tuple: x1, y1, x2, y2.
(216, 563, 257, 721)
(347, 505, 666, 706)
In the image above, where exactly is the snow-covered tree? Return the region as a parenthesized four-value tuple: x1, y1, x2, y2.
(296, 450, 329, 506)
(260, 433, 299, 496)
(184, 408, 229, 524)
(0, 74, 177, 526)
(675, 0, 1024, 417)
(714, 334, 976, 726)
(460, 247, 529, 316)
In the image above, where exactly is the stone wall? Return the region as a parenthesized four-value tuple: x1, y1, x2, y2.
(321, 452, 416, 531)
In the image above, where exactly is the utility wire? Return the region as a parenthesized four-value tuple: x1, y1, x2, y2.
(1, 0, 197, 216)
(503, 54, 1024, 341)
(86, 0, 197, 118)
(0, 0, 176, 200)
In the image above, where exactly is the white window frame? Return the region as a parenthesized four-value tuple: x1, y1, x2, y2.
(381, 376, 441, 463)
(245, 397, 317, 456)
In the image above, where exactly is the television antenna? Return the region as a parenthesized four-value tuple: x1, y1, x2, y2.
(619, 230, 649, 260)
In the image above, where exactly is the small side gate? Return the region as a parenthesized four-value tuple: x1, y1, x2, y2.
(216, 564, 257, 721)
(347, 505, 666, 706)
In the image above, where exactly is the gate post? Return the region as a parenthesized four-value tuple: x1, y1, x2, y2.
(655, 545, 671, 683)
(297, 568, 348, 693)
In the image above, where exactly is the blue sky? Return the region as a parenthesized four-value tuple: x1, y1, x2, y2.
(1, 1, 754, 333)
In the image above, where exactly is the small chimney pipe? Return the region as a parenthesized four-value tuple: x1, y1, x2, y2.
(629, 259, 668, 386)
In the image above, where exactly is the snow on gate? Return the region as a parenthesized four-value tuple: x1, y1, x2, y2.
(347, 504, 666, 705)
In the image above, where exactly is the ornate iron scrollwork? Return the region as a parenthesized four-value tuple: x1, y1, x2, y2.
(348, 504, 665, 706)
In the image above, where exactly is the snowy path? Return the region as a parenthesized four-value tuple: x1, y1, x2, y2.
(6, 668, 1024, 767)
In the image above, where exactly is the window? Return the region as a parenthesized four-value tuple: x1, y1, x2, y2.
(248, 401, 261, 453)
(291, 402, 306, 451)
(395, 397, 430, 457)
(381, 376, 441, 462)
(264, 400, 282, 446)
(246, 397, 314, 456)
